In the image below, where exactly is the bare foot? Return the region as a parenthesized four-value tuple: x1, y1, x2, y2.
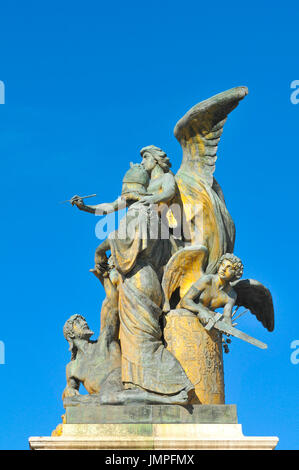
(168, 390, 189, 405)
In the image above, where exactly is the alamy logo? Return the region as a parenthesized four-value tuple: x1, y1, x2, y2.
(0, 341, 5, 364)
(94, 202, 204, 243)
(290, 340, 299, 365)
(0, 81, 4, 104)
(290, 80, 299, 104)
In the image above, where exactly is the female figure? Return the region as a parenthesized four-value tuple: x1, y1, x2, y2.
(71, 146, 194, 403)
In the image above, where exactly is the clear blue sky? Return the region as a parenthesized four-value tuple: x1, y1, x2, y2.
(0, 1, 298, 450)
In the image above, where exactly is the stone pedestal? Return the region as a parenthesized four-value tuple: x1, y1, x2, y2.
(29, 423, 278, 450)
(29, 405, 279, 450)
(164, 310, 225, 404)
(63, 403, 237, 424)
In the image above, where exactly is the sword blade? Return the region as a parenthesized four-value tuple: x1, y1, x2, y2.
(212, 320, 268, 350)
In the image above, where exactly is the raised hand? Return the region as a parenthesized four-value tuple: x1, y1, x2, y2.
(70, 195, 85, 208)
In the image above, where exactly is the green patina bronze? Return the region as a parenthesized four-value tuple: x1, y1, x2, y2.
(62, 87, 275, 415)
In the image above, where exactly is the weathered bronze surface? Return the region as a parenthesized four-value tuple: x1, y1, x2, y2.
(164, 310, 225, 404)
(64, 404, 238, 424)
(63, 86, 275, 410)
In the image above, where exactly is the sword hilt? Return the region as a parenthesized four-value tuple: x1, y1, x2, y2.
(205, 312, 223, 331)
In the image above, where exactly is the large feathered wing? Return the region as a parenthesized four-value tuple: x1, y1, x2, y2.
(174, 86, 248, 186)
(173, 86, 248, 273)
(162, 245, 208, 312)
(231, 279, 274, 332)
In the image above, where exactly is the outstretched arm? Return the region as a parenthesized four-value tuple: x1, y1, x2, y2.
(71, 195, 127, 215)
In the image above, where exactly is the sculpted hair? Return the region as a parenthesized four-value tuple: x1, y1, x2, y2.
(140, 145, 172, 172)
(63, 314, 86, 360)
(217, 253, 244, 280)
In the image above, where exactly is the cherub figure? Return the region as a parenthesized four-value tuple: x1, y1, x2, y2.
(162, 246, 274, 340)
(179, 253, 244, 327)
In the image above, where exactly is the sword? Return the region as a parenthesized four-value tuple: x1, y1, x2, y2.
(205, 317, 268, 350)
(205, 312, 223, 331)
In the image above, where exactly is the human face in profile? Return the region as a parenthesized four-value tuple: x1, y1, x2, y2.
(142, 152, 156, 172)
(73, 317, 94, 340)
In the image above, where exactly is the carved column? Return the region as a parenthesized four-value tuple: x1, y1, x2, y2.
(164, 309, 225, 404)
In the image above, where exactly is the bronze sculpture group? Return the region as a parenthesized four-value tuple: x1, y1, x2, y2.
(62, 86, 274, 406)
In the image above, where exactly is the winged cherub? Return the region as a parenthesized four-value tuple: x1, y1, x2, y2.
(179, 253, 244, 326)
(162, 246, 274, 344)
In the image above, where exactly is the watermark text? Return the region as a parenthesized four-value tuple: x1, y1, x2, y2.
(94, 202, 204, 244)
(290, 340, 299, 365)
(290, 80, 299, 104)
(0, 341, 5, 364)
(0, 81, 4, 104)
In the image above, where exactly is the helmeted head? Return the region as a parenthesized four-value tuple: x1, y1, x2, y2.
(121, 162, 149, 201)
(216, 253, 244, 282)
(63, 314, 94, 360)
(140, 145, 171, 173)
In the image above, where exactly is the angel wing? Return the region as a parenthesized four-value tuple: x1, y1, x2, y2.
(231, 279, 274, 332)
(173, 87, 248, 273)
(174, 86, 248, 186)
(162, 245, 208, 312)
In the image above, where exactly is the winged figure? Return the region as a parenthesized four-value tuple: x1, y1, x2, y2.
(162, 249, 274, 341)
(72, 86, 248, 286)
(173, 86, 248, 274)
(231, 278, 274, 332)
(162, 245, 209, 312)
(67, 86, 274, 406)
